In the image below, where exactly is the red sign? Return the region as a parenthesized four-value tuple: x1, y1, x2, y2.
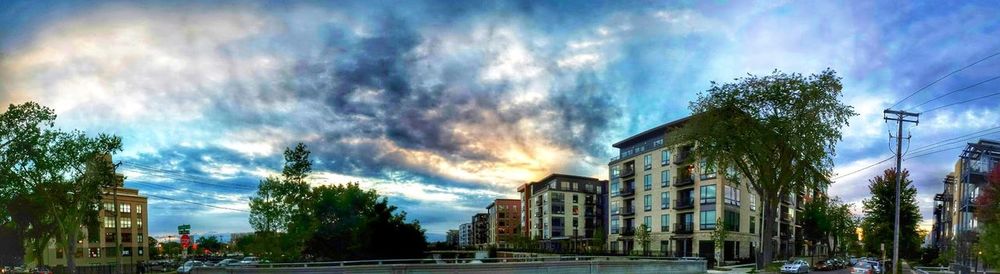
(180, 234, 191, 249)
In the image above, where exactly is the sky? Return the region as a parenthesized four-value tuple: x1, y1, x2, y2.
(1, 0, 999, 242)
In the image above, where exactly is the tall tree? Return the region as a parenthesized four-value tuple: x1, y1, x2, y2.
(195, 235, 223, 253)
(800, 195, 833, 258)
(861, 168, 921, 258)
(675, 69, 857, 268)
(973, 164, 1000, 265)
(247, 143, 314, 260)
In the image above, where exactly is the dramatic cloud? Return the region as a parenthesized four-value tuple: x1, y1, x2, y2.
(2, 0, 999, 239)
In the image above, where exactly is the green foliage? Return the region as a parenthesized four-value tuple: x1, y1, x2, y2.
(0, 102, 122, 272)
(974, 164, 1000, 265)
(676, 69, 857, 267)
(711, 217, 727, 263)
(147, 236, 159, 259)
(196, 235, 223, 253)
(861, 168, 921, 259)
(248, 144, 425, 261)
(636, 223, 651, 255)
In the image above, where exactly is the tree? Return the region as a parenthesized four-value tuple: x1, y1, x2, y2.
(248, 143, 314, 261)
(196, 236, 223, 253)
(861, 168, 921, 259)
(147, 236, 159, 259)
(675, 69, 857, 268)
(711, 217, 728, 264)
(973, 164, 1000, 265)
(636, 223, 651, 256)
(800, 195, 833, 259)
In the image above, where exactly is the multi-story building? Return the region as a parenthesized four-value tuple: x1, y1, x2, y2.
(930, 174, 956, 252)
(606, 116, 801, 260)
(459, 223, 472, 247)
(517, 183, 535, 238)
(951, 139, 999, 273)
(32, 176, 149, 271)
(472, 213, 489, 248)
(524, 174, 607, 252)
(487, 199, 521, 248)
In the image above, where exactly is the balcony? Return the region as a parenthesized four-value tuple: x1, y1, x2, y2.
(675, 199, 694, 210)
(673, 150, 692, 164)
(673, 176, 694, 187)
(621, 167, 635, 178)
(619, 187, 635, 197)
(674, 222, 694, 234)
(780, 212, 792, 222)
(621, 207, 635, 216)
(620, 227, 636, 236)
(535, 199, 543, 206)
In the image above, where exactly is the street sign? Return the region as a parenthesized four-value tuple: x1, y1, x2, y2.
(180, 234, 191, 249)
(178, 224, 191, 235)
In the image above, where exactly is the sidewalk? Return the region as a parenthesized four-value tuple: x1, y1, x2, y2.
(707, 263, 755, 274)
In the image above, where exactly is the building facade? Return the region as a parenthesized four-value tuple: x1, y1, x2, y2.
(487, 199, 521, 248)
(472, 213, 489, 248)
(525, 174, 607, 252)
(517, 183, 535, 238)
(33, 183, 149, 271)
(459, 223, 472, 247)
(606, 116, 802, 261)
(951, 139, 998, 272)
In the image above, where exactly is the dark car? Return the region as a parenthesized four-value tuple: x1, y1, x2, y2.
(815, 259, 837, 271)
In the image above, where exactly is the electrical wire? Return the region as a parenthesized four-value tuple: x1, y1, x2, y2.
(920, 90, 1000, 114)
(911, 74, 1000, 111)
(889, 50, 1000, 109)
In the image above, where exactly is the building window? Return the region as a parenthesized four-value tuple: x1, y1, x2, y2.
(724, 185, 740, 206)
(573, 194, 579, 203)
(661, 192, 670, 209)
(611, 218, 620, 234)
(104, 202, 114, 212)
(700, 159, 717, 180)
(104, 216, 115, 228)
(725, 166, 740, 182)
(611, 201, 620, 215)
(105, 232, 115, 243)
(136, 205, 142, 214)
(573, 217, 579, 228)
(138, 233, 144, 243)
(643, 216, 652, 230)
(644, 174, 652, 190)
(750, 193, 757, 211)
(724, 210, 740, 232)
(122, 232, 132, 243)
(661, 150, 670, 166)
(660, 170, 669, 187)
(610, 180, 620, 196)
(644, 154, 652, 170)
(700, 185, 716, 204)
(122, 247, 132, 257)
(644, 194, 652, 211)
(120, 203, 130, 213)
(137, 219, 143, 229)
(750, 216, 756, 234)
(700, 210, 717, 230)
(660, 214, 669, 232)
(120, 218, 131, 228)
(572, 205, 579, 215)
(138, 247, 144, 256)
(89, 248, 100, 258)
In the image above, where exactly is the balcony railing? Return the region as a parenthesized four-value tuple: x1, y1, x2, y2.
(620, 227, 635, 236)
(673, 176, 694, 187)
(535, 199, 543, 206)
(675, 199, 694, 210)
(621, 207, 635, 216)
(780, 213, 792, 222)
(673, 150, 692, 164)
(674, 222, 694, 234)
(621, 168, 635, 178)
(619, 187, 635, 197)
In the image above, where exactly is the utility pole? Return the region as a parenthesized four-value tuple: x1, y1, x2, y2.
(883, 109, 918, 274)
(113, 161, 123, 274)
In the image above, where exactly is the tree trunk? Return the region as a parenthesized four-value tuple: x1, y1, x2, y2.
(67, 229, 77, 274)
(759, 197, 777, 270)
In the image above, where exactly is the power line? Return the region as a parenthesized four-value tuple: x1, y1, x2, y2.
(145, 193, 249, 213)
(831, 156, 894, 180)
(920, 90, 1000, 114)
(833, 126, 1000, 181)
(907, 125, 1000, 155)
(911, 74, 1000, 111)
(890, 50, 1000, 109)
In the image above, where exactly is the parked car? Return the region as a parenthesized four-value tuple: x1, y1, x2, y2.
(177, 260, 206, 274)
(32, 266, 53, 274)
(216, 258, 241, 267)
(239, 256, 260, 266)
(815, 259, 837, 271)
(851, 261, 877, 274)
(780, 260, 810, 273)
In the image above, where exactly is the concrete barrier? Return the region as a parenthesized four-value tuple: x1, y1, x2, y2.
(193, 259, 706, 274)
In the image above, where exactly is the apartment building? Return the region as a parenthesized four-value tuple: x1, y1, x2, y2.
(487, 199, 521, 248)
(33, 181, 149, 271)
(523, 174, 607, 251)
(459, 223, 472, 247)
(472, 213, 489, 247)
(606, 116, 802, 261)
(931, 139, 999, 273)
(517, 183, 535, 238)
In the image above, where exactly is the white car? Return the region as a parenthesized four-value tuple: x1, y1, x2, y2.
(216, 258, 241, 267)
(177, 261, 205, 274)
(239, 256, 260, 265)
(780, 260, 810, 273)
